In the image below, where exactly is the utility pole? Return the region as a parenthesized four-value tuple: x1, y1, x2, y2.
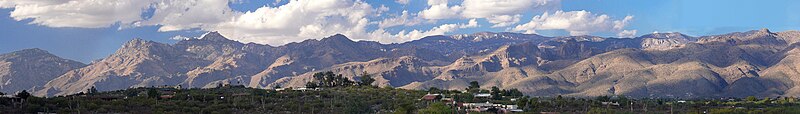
(630, 102, 634, 112)
(644, 101, 647, 113)
(670, 103, 673, 114)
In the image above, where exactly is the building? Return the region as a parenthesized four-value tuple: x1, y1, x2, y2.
(474, 93, 492, 98)
(602, 102, 620, 106)
(421, 94, 443, 101)
(276, 87, 323, 91)
(441, 98, 455, 104)
(159, 95, 174, 99)
(462, 102, 521, 113)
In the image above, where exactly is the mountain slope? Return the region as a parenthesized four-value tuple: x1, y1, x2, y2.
(13, 29, 800, 98)
(0, 49, 86, 93)
(175, 32, 275, 88)
(35, 39, 210, 96)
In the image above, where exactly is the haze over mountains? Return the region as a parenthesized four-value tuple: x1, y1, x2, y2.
(3, 29, 800, 98)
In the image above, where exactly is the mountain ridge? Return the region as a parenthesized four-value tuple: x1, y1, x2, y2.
(0, 48, 86, 94)
(4, 29, 800, 98)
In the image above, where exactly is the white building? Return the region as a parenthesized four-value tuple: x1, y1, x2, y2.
(474, 93, 492, 98)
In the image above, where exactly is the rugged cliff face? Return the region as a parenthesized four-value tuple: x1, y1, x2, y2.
(6, 29, 799, 98)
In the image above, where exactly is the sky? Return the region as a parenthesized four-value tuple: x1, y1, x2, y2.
(0, 0, 798, 63)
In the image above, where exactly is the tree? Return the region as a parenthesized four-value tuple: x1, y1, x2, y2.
(274, 84, 282, 89)
(595, 96, 611, 102)
(306, 82, 319, 88)
(324, 72, 336, 87)
(556, 95, 565, 108)
(147, 88, 159, 99)
(358, 71, 375, 86)
(506, 88, 524, 96)
(491, 86, 502, 100)
(468, 81, 480, 90)
(428, 87, 441, 93)
(0, 91, 4, 96)
(15, 90, 31, 99)
(308, 71, 356, 88)
(88, 86, 99, 95)
(746, 96, 758, 102)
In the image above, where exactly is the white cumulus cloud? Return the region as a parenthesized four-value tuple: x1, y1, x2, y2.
(137, 0, 239, 32)
(395, 0, 410, 4)
(512, 10, 635, 36)
(378, 10, 424, 28)
(370, 19, 481, 43)
(0, 0, 638, 46)
(210, 0, 376, 45)
(417, 0, 557, 27)
(461, 0, 552, 18)
(5, 0, 156, 28)
(617, 30, 637, 38)
(419, 3, 463, 20)
(486, 14, 521, 28)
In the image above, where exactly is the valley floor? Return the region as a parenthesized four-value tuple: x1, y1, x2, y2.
(1, 85, 800, 113)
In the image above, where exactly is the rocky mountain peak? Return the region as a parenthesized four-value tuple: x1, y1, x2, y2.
(8, 48, 51, 56)
(123, 38, 150, 47)
(320, 34, 355, 43)
(450, 32, 539, 42)
(198, 31, 233, 42)
(1, 48, 58, 62)
(639, 32, 692, 40)
(470, 32, 499, 36)
(759, 28, 772, 33)
(121, 38, 167, 52)
(117, 38, 177, 56)
(742, 28, 774, 36)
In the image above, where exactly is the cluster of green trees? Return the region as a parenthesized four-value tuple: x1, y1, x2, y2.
(489, 86, 523, 100)
(1, 90, 32, 99)
(305, 71, 375, 88)
(0, 86, 427, 113)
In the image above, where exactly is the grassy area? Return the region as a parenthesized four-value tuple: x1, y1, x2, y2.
(0, 86, 426, 113)
(2, 85, 800, 113)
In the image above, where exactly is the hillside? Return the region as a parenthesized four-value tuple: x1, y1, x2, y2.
(0, 29, 794, 98)
(0, 48, 86, 94)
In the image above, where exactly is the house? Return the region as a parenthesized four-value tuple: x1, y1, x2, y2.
(502, 105, 519, 110)
(159, 95, 174, 99)
(422, 94, 443, 101)
(462, 102, 522, 113)
(474, 93, 492, 98)
(602, 102, 620, 106)
(463, 102, 494, 111)
(293, 87, 323, 91)
(441, 98, 455, 104)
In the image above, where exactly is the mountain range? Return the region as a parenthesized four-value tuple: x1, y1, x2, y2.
(2, 29, 800, 98)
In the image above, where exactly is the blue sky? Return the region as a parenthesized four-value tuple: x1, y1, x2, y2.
(0, 0, 798, 63)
